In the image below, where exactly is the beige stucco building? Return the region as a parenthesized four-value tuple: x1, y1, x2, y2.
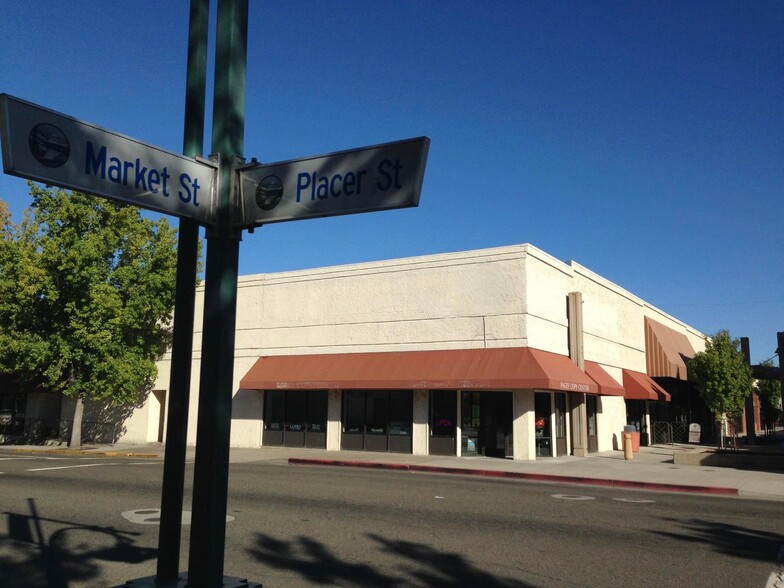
(116, 243, 705, 460)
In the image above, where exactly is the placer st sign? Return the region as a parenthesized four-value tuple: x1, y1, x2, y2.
(0, 94, 217, 224)
(237, 136, 429, 227)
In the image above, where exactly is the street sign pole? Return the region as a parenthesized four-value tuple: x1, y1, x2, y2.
(156, 0, 209, 582)
(187, 1, 251, 586)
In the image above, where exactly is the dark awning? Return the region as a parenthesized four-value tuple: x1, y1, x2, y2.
(622, 369, 671, 402)
(584, 361, 625, 396)
(645, 317, 696, 380)
(240, 347, 599, 393)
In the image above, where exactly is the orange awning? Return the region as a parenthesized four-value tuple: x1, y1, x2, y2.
(240, 347, 599, 393)
(584, 361, 625, 396)
(622, 369, 671, 402)
(645, 317, 696, 380)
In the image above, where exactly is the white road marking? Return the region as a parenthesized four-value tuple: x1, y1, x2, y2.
(612, 498, 656, 504)
(551, 494, 596, 501)
(27, 462, 121, 472)
(0, 456, 63, 461)
(121, 509, 235, 525)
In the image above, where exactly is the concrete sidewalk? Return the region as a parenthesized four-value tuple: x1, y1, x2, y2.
(5, 442, 783, 502)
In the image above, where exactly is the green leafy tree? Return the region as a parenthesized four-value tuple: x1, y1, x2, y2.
(756, 360, 782, 431)
(689, 330, 753, 446)
(0, 185, 177, 446)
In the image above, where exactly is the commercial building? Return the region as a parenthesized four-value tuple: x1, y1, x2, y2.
(114, 243, 706, 460)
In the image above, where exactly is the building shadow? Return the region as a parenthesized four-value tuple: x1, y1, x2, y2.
(0, 498, 156, 587)
(247, 532, 532, 587)
(650, 517, 783, 563)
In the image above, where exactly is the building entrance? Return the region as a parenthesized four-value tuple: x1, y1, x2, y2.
(461, 391, 512, 458)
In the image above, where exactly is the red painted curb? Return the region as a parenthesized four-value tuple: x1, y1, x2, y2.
(287, 458, 739, 497)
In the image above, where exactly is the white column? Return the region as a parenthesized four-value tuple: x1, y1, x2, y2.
(326, 389, 342, 451)
(513, 389, 536, 461)
(412, 389, 429, 455)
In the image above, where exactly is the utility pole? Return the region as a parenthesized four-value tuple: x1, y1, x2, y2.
(778, 332, 784, 412)
(740, 337, 755, 444)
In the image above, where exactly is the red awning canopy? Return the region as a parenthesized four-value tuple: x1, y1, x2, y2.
(584, 361, 625, 396)
(240, 347, 599, 393)
(622, 369, 671, 402)
(645, 317, 696, 380)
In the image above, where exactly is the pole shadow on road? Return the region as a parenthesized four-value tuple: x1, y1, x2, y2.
(248, 531, 532, 587)
(0, 498, 157, 587)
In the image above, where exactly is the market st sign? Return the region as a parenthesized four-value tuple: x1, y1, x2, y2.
(0, 94, 217, 224)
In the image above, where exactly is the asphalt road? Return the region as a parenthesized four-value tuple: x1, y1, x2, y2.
(0, 452, 781, 587)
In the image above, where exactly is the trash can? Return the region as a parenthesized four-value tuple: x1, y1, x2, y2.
(623, 425, 640, 452)
(688, 423, 701, 444)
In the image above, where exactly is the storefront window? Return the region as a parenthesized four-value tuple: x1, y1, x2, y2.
(388, 390, 412, 435)
(285, 392, 307, 432)
(366, 390, 389, 434)
(534, 392, 552, 457)
(264, 390, 284, 431)
(341, 390, 413, 437)
(461, 391, 480, 455)
(586, 395, 597, 436)
(307, 390, 327, 433)
(555, 393, 567, 438)
(343, 390, 365, 433)
(430, 390, 456, 436)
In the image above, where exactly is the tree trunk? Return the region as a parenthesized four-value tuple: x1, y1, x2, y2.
(69, 396, 84, 448)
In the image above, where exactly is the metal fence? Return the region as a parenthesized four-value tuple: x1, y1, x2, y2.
(651, 421, 689, 445)
(0, 417, 118, 444)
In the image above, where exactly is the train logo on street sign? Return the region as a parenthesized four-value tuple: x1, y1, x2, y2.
(28, 123, 70, 168)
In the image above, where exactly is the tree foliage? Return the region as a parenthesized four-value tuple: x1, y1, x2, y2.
(0, 185, 177, 407)
(689, 330, 753, 422)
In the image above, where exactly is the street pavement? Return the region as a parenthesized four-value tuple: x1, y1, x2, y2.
(6, 441, 783, 502)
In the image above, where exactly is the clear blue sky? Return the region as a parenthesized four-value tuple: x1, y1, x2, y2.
(1, 1, 782, 363)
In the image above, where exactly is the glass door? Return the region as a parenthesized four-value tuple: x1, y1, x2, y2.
(461, 391, 480, 456)
(534, 392, 552, 457)
(586, 395, 598, 453)
(555, 392, 568, 456)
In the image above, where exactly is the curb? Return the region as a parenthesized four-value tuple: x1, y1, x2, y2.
(10, 448, 159, 459)
(288, 458, 740, 497)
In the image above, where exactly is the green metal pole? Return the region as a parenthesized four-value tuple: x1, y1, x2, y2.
(188, 0, 247, 585)
(156, 0, 209, 582)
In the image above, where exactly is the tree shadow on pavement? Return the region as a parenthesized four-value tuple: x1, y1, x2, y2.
(369, 533, 529, 587)
(651, 518, 784, 563)
(0, 498, 156, 587)
(248, 532, 532, 587)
